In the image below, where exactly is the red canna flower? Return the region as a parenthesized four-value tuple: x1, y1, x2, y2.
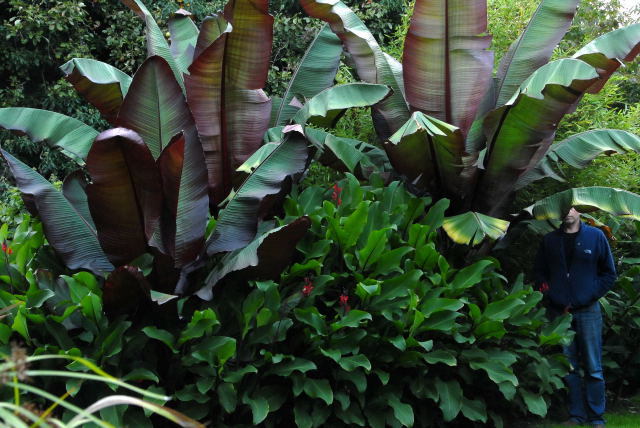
(539, 282, 550, 294)
(7, 248, 13, 255)
(302, 277, 314, 297)
(331, 183, 342, 206)
(339, 294, 349, 306)
(1, 242, 7, 253)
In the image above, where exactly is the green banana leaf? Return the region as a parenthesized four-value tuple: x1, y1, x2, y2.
(0, 108, 98, 162)
(292, 83, 390, 127)
(299, 0, 410, 139)
(442, 211, 510, 246)
(198, 217, 311, 300)
(120, 0, 186, 91)
(236, 143, 279, 174)
(206, 125, 310, 255)
(476, 59, 600, 215)
(86, 128, 162, 266)
(527, 187, 640, 221)
(271, 24, 342, 127)
(60, 58, 132, 124)
(117, 56, 195, 160)
(403, 0, 493, 136)
(516, 129, 640, 189)
(168, 9, 199, 72)
(156, 129, 209, 268)
(573, 23, 640, 93)
(0, 150, 113, 275)
(494, 0, 579, 108)
(385, 112, 475, 200)
(62, 171, 96, 231)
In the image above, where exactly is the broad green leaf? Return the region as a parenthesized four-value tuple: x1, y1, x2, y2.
(443, 212, 509, 246)
(272, 24, 342, 126)
(573, 23, 640, 93)
(477, 59, 599, 214)
(520, 388, 547, 417)
(423, 349, 457, 366)
(1, 150, 113, 275)
(357, 227, 391, 271)
(86, 128, 162, 266)
(218, 383, 237, 413)
(517, 130, 640, 189)
(483, 296, 524, 321)
(0, 108, 98, 162)
(168, 10, 199, 71)
(403, 0, 493, 135)
(387, 395, 414, 427)
(235, 143, 279, 174)
(300, 0, 410, 138)
(142, 326, 176, 352)
(270, 358, 317, 377)
(60, 58, 132, 123)
(337, 354, 371, 372)
(386, 112, 475, 199)
(333, 310, 372, 329)
(120, 0, 185, 90)
(448, 259, 493, 292)
(206, 126, 309, 255)
(62, 171, 96, 231)
(435, 377, 463, 422)
(295, 307, 328, 336)
(461, 397, 487, 423)
(292, 83, 391, 127)
(116, 56, 195, 160)
(303, 378, 333, 405)
(244, 395, 269, 425)
(494, 0, 579, 107)
(527, 187, 640, 222)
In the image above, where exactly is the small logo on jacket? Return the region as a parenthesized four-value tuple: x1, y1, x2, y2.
(584, 249, 592, 254)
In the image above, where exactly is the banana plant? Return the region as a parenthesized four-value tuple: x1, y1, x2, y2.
(301, 0, 640, 245)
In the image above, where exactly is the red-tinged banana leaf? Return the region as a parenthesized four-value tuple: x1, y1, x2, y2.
(526, 187, 640, 222)
(62, 171, 96, 231)
(117, 56, 196, 160)
(475, 59, 600, 215)
(292, 83, 391, 127)
(120, 0, 186, 90)
(103, 265, 151, 316)
(403, 0, 493, 136)
(442, 211, 509, 246)
(385, 112, 475, 201)
(60, 59, 133, 124)
(516, 130, 640, 189)
(193, 14, 229, 60)
(222, 0, 273, 89)
(86, 128, 162, 266)
(572, 23, 640, 93)
(168, 9, 199, 72)
(156, 130, 209, 268)
(0, 150, 113, 275)
(198, 217, 310, 300)
(271, 24, 342, 127)
(0, 107, 98, 162)
(206, 125, 310, 255)
(299, 0, 410, 139)
(494, 0, 579, 108)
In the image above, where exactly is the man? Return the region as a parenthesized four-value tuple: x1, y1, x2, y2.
(534, 207, 617, 427)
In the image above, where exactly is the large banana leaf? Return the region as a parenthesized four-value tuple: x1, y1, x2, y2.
(62, 171, 96, 231)
(198, 217, 311, 300)
(476, 59, 600, 215)
(299, 0, 410, 138)
(494, 0, 579, 108)
(156, 129, 209, 268)
(0, 108, 98, 162)
(222, 0, 273, 89)
(186, 10, 272, 205)
(60, 59, 132, 124)
(168, 9, 199, 72)
(403, 0, 493, 136)
(271, 24, 342, 127)
(86, 128, 162, 266)
(1, 150, 113, 275)
(527, 187, 640, 221)
(516, 130, 640, 189)
(117, 56, 195, 160)
(292, 83, 391, 127)
(120, 0, 186, 90)
(206, 125, 310, 255)
(573, 23, 640, 93)
(385, 112, 475, 201)
(442, 211, 509, 246)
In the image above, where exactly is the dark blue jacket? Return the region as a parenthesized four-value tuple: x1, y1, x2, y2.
(534, 222, 616, 309)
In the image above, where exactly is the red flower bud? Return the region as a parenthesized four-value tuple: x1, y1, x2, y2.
(7, 248, 13, 255)
(1, 242, 6, 253)
(339, 294, 349, 306)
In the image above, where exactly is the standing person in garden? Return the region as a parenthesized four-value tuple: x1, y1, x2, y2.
(534, 207, 617, 427)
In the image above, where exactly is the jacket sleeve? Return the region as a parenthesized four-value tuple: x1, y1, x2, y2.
(595, 231, 617, 298)
(533, 236, 549, 289)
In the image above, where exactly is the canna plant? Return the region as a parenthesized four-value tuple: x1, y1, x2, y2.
(301, 0, 640, 245)
(0, 0, 389, 299)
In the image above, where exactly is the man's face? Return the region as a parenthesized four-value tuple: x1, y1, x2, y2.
(563, 207, 580, 225)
